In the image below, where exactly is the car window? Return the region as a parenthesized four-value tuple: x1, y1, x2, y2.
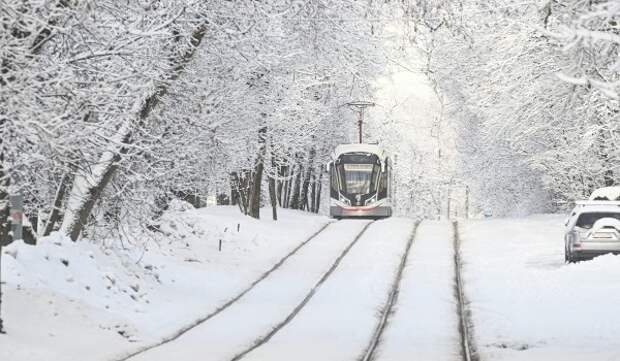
(575, 212, 620, 229)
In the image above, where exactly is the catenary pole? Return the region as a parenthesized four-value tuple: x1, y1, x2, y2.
(346, 101, 375, 144)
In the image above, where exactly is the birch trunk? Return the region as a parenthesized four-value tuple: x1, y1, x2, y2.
(61, 23, 209, 241)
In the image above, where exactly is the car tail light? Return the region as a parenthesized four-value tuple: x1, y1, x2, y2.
(567, 231, 581, 247)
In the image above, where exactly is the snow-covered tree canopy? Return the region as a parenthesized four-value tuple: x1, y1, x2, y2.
(1, 0, 401, 240)
(1, 0, 618, 241)
(405, 0, 619, 216)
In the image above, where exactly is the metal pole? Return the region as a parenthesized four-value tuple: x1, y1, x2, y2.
(0, 201, 7, 334)
(345, 101, 374, 145)
(1, 195, 23, 334)
(358, 110, 363, 143)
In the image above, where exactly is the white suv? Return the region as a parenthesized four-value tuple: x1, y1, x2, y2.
(564, 201, 620, 262)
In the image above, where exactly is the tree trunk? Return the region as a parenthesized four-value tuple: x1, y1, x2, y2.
(43, 172, 72, 236)
(231, 171, 251, 215)
(249, 163, 263, 219)
(269, 155, 278, 220)
(315, 171, 323, 213)
(249, 127, 267, 219)
(299, 148, 315, 211)
(61, 23, 209, 241)
(282, 165, 292, 208)
(269, 176, 277, 220)
(310, 179, 317, 213)
(276, 163, 285, 207)
(290, 163, 302, 210)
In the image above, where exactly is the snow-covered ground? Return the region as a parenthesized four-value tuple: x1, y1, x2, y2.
(4, 210, 620, 361)
(460, 215, 620, 361)
(127, 219, 372, 361)
(0, 205, 328, 361)
(242, 217, 415, 361)
(378, 220, 460, 361)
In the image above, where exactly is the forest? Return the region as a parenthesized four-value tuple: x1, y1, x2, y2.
(0, 0, 618, 243)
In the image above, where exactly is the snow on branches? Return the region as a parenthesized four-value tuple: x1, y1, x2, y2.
(1, 0, 396, 241)
(409, 0, 619, 216)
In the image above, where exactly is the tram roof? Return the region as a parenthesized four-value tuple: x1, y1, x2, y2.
(332, 143, 387, 159)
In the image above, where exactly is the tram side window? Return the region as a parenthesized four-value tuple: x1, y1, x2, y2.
(378, 169, 388, 199)
(330, 163, 338, 198)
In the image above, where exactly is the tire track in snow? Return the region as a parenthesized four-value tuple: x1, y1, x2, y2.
(453, 221, 478, 361)
(229, 220, 375, 361)
(358, 221, 419, 361)
(115, 221, 332, 361)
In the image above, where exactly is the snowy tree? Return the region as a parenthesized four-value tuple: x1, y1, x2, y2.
(403, 0, 619, 215)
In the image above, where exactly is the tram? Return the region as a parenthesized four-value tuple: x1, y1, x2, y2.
(328, 143, 392, 219)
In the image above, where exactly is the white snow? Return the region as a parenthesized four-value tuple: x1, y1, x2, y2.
(0, 205, 328, 361)
(460, 215, 620, 361)
(242, 217, 416, 361)
(377, 220, 460, 361)
(5, 210, 619, 361)
(588, 186, 620, 201)
(126, 219, 373, 361)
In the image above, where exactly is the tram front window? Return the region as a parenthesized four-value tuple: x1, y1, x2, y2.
(343, 163, 375, 194)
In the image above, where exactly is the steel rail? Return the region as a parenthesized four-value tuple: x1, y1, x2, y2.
(230, 220, 376, 361)
(358, 221, 419, 361)
(116, 221, 333, 361)
(453, 221, 477, 361)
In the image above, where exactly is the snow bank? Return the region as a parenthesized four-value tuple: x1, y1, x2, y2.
(0, 205, 328, 361)
(460, 215, 620, 361)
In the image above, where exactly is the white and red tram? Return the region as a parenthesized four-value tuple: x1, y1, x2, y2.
(328, 144, 392, 219)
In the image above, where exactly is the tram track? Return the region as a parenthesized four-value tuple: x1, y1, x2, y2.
(229, 220, 376, 361)
(453, 221, 478, 361)
(116, 221, 333, 361)
(358, 221, 419, 361)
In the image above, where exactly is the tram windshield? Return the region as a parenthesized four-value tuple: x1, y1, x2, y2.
(336, 153, 381, 196)
(343, 164, 375, 194)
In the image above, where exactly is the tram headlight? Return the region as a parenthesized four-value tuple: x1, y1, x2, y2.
(365, 194, 377, 205)
(338, 194, 351, 205)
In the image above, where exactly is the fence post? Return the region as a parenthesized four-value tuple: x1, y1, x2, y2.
(0, 194, 24, 334)
(0, 238, 4, 334)
(0, 199, 8, 334)
(0, 239, 4, 334)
